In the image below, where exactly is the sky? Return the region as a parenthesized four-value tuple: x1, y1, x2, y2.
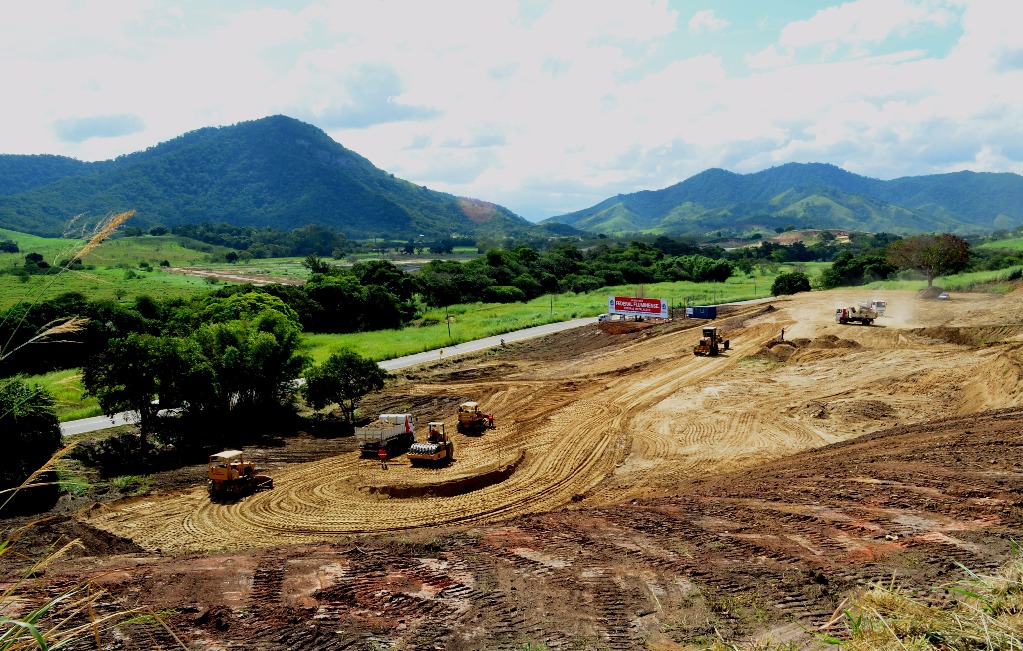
(2, 0, 1022, 221)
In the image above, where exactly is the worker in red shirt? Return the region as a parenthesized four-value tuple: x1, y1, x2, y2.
(378, 446, 388, 470)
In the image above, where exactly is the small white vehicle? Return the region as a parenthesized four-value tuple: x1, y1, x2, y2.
(937, 293, 950, 300)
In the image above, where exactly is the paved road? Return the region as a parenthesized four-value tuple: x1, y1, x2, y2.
(60, 316, 599, 437)
(378, 316, 597, 370)
(60, 411, 136, 437)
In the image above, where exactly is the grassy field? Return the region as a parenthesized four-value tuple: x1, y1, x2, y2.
(299, 270, 788, 364)
(15, 369, 103, 421)
(977, 236, 1023, 251)
(0, 230, 234, 308)
(862, 265, 1023, 294)
(0, 231, 496, 309)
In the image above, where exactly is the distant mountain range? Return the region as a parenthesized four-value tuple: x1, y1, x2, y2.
(2, 117, 1021, 241)
(542, 163, 1023, 236)
(0, 116, 541, 240)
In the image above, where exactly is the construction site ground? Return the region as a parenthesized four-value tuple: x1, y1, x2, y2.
(5, 287, 1023, 650)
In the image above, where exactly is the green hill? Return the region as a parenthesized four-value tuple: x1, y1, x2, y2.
(544, 163, 1023, 236)
(0, 116, 539, 240)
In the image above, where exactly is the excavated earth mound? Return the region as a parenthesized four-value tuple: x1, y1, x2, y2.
(358, 450, 526, 498)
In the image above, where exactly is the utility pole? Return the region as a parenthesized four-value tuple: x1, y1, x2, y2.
(550, 294, 553, 316)
(446, 305, 452, 342)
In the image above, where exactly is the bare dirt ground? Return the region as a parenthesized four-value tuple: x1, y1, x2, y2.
(4, 287, 1023, 649)
(165, 265, 306, 285)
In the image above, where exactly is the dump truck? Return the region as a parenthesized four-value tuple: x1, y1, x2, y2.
(693, 326, 729, 356)
(456, 401, 494, 434)
(207, 450, 273, 497)
(868, 299, 887, 316)
(407, 422, 454, 466)
(835, 305, 877, 325)
(355, 413, 416, 457)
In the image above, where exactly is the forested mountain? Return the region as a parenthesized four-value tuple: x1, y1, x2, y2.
(0, 154, 98, 195)
(544, 163, 1023, 236)
(0, 116, 539, 240)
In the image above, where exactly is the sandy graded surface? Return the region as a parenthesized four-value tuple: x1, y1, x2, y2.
(79, 288, 1023, 555)
(7, 285, 1022, 649)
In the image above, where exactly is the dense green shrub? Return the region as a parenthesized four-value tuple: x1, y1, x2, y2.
(772, 272, 811, 296)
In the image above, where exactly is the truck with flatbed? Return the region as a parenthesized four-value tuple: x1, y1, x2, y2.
(355, 413, 416, 457)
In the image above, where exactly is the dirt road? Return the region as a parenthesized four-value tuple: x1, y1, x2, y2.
(81, 289, 1023, 554)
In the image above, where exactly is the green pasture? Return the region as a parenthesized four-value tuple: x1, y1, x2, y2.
(861, 265, 1023, 295)
(0, 230, 237, 308)
(299, 270, 789, 364)
(0, 229, 227, 267)
(15, 369, 102, 422)
(0, 265, 218, 309)
(977, 236, 1023, 251)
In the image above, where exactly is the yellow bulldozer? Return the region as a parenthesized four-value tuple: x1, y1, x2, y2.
(207, 450, 273, 498)
(693, 326, 730, 356)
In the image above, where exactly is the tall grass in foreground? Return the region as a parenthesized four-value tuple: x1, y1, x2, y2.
(701, 549, 1022, 651)
(1, 211, 186, 649)
(817, 548, 1022, 651)
(0, 448, 179, 649)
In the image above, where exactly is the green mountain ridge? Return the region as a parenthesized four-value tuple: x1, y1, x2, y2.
(544, 162, 1023, 235)
(0, 116, 541, 240)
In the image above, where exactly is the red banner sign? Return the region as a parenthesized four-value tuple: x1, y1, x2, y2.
(608, 296, 668, 318)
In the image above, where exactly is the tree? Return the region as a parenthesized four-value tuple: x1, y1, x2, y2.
(772, 272, 811, 296)
(887, 233, 970, 286)
(303, 349, 388, 425)
(301, 253, 332, 274)
(0, 378, 62, 491)
(83, 333, 167, 445)
(190, 309, 307, 415)
(818, 251, 897, 289)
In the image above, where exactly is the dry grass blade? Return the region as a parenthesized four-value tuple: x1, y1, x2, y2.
(0, 209, 135, 361)
(0, 209, 181, 649)
(74, 209, 135, 260)
(0, 317, 88, 364)
(0, 443, 76, 512)
(826, 551, 1023, 651)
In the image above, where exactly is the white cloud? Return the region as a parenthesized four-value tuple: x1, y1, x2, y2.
(780, 0, 956, 51)
(745, 44, 794, 70)
(688, 9, 729, 34)
(1, 1, 1022, 220)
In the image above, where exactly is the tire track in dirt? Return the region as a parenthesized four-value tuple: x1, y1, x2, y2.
(79, 293, 1023, 556)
